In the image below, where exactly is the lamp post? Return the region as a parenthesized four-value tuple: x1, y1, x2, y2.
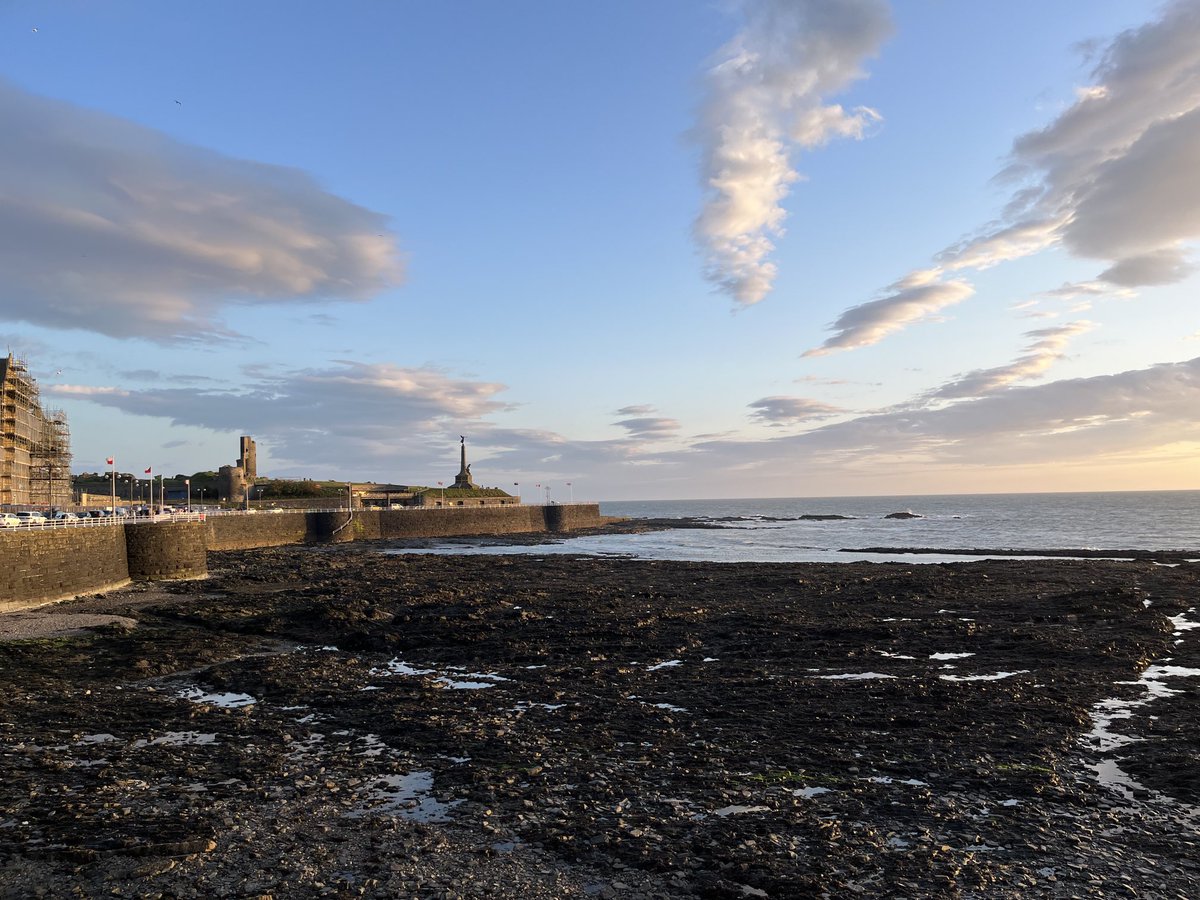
(513, 482, 519, 505)
(185, 479, 191, 512)
(567, 482, 573, 503)
(438, 481, 444, 506)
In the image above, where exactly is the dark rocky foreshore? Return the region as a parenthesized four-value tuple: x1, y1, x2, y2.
(1, 548, 1198, 898)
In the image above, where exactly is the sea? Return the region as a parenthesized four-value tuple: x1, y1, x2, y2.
(388, 491, 1200, 564)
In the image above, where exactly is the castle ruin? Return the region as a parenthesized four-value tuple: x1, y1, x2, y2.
(218, 435, 257, 503)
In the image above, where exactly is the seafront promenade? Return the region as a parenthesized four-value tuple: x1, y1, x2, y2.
(0, 503, 610, 611)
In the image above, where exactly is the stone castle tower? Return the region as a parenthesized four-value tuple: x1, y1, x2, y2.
(238, 436, 257, 480)
(218, 435, 257, 503)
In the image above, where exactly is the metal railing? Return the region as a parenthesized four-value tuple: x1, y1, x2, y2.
(1, 501, 594, 529)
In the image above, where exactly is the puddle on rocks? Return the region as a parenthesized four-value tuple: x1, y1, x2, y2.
(713, 804, 771, 817)
(868, 776, 929, 787)
(512, 701, 566, 713)
(647, 659, 683, 671)
(132, 731, 218, 748)
(626, 694, 689, 713)
(814, 672, 896, 681)
(177, 687, 257, 708)
(369, 658, 510, 690)
(794, 786, 832, 799)
(939, 670, 1029, 682)
(349, 771, 462, 822)
(1084, 607, 1200, 808)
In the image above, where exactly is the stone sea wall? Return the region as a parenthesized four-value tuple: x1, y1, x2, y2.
(2, 504, 610, 611)
(0, 526, 130, 612)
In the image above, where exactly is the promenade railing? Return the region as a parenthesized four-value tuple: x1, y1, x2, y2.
(2, 501, 594, 529)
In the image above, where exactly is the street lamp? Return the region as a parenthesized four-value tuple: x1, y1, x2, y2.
(567, 482, 573, 503)
(185, 479, 191, 512)
(513, 482, 519, 505)
(438, 481, 444, 506)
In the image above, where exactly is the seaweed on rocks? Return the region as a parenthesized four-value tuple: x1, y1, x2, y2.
(0, 549, 1197, 898)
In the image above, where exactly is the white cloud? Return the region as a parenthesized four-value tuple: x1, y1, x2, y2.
(804, 269, 974, 356)
(936, 218, 1064, 271)
(0, 81, 402, 342)
(813, 1, 1200, 352)
(694, 0, 892, 306)
(50, 384, 131, 397)
(933, 321, 1094, 399)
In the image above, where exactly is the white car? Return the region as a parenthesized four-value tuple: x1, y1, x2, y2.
(0, 513, 20, 528)
(14, 511, 47, 526)
(52, 511, 80, 522)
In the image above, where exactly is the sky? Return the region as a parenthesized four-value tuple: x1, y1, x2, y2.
(1, 0, 1198, 501)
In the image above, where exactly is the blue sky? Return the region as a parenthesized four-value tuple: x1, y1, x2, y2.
(2, 1, 1197, 500)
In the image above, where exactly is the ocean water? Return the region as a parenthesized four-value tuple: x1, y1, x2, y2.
(388, 491, 1200, 564)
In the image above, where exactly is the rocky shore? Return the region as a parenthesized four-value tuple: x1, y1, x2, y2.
(1, 547, 1198, 898)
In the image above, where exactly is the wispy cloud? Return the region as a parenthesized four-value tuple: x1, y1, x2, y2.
(804, 269, 974, 356)
(687, 356, 1200, 474)
(612, 416, 681, 440)
(748, 395, 843, 424)
(0, 80, 402, 342)
(811, 0, 1200, 353)
(694, 0, 892, 306)
(614, 404, 657, 416)
(933, 321, 1094, 399)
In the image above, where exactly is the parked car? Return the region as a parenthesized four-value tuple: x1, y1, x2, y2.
(14, 511, 48, 526)
(0, 513, 20, 528)
(52, 511, 80, 522)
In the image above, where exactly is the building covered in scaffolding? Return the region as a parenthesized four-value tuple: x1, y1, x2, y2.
(1, 353, 72, 508)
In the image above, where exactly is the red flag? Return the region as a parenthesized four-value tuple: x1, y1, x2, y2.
(106, 456, 114, 466)
(144, 467, 152, 474)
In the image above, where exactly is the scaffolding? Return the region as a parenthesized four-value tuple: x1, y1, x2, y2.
(29, 409, 72, 507)
(0, 353, 73, 508)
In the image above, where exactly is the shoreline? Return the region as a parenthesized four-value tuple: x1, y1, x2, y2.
(842, 546, 1200, 563)
(1, 549, 1198, 896)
